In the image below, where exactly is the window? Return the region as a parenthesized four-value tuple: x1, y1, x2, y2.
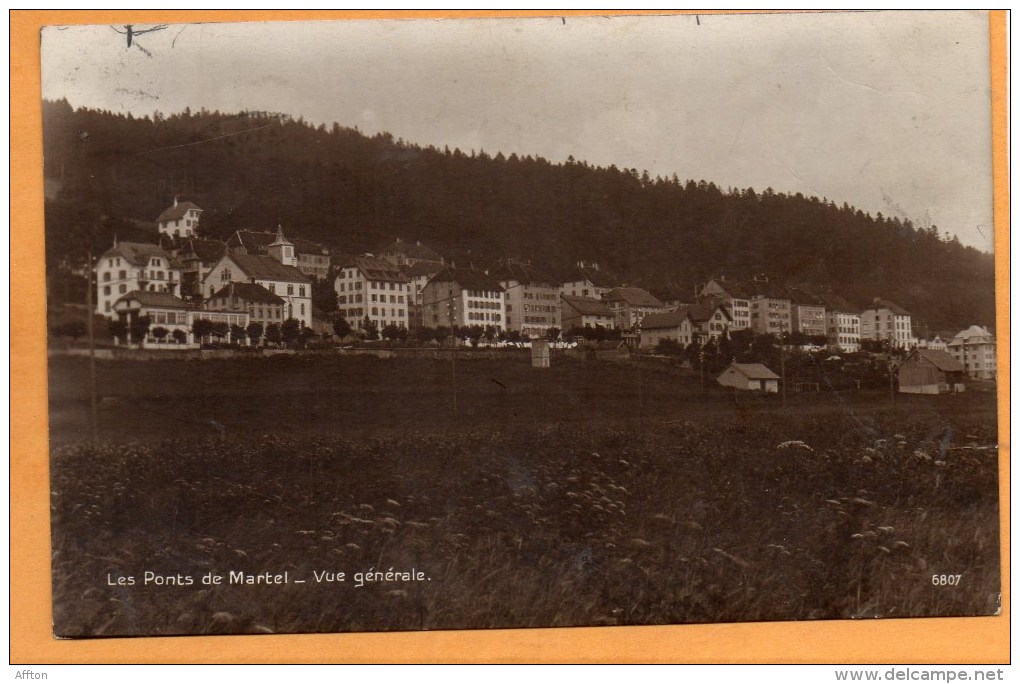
(372, 294, 378, 303)
(221, 268, 231, 281)
(103, 286, 111, 295)
(372, 307, 378, 316)
(119, 284, 127, 294)
(299, 286, 306, 297)
(300, 304, 305, 315)
(269, 284, 276, 293)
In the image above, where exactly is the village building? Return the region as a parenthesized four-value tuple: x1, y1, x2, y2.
(405, 261, 445, 331)
(897, 349, 966, 394)
(687, 301, 733, 341)
(918, 333, 951, 352)
(748, 280, 793, 337)
(156, 197, 202, 238)
(717, 362, 780, 393)
(946, 325, 997, 380)
(787, 288, 827, 338)
(603, 287, 668, 331)
(560, 295, 615, 332)
(95, 240, 182, 318)
(205, 282, 287, 331)
(175, 238, 227, 299)
(375, 237, 446, 269)
(226, 228, 331, 280)
(421, 267, 507, 331)
(560, 261, 621, 300)
(860, 298, 914, 349)
(491, 259, 562, 338)
(819, 294, 861, 352)
(112, 291, 200, 348)
(202, 248, 312, 328)
(334, 255, 411, 332)
(639, 309, 695, 349)
(698, 278, 752, 331)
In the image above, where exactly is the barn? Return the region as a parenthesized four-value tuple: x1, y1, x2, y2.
(717, 362, 780, 393)
(896, 349, 966, 394)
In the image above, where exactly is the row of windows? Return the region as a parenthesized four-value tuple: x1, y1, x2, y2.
(523, 291, 558, 300)
(468, 299, 501, 310)
(370, 308, 405, 318)
(466, 289, 501, 299)
(338, 294, 363, 304)
(336, 281, 363, 291)
(371, 294, 405, 304)
(524, 304, 556, 313)
(468, 312, 502, 322)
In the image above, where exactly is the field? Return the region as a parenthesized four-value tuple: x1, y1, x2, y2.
(48, 353, 1001, 636)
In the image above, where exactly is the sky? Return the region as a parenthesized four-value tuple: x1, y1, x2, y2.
(40, 11, 995, 251)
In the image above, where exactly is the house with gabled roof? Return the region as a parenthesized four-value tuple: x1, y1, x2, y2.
(334, 255, 411, 331)
(112, 290, 200, 348)
(860, 298, 914, 349)
(561, 294, 615, 332)
(227, 226, 331, 279)
(422, 267, 506, 331)
(560, 261, 621, 301)
(897, 349, 965, 394)
(946, 325, 996, 380)
(491, 259, 562, 338)
(95, 240, 182, 317)
(699, 277, 752, 331)
(156, 197, 202, 238)
(717, 362, 780, 393)
(639, 309, 695, 349)
(175, 238, 227, 299)
(603, 287, 668, 331)
(686, 301, 733, 341)
(205, 282, 287, 332)
(202, 250, 312, 328)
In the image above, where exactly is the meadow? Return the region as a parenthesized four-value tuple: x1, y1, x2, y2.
(48, 354, 1001, 636)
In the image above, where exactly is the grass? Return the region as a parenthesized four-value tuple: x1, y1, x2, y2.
(48, 354, 1001, 636)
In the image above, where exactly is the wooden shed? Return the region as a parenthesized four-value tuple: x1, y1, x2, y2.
(717, 362, 780, 393)
(897, 349, 966, 394)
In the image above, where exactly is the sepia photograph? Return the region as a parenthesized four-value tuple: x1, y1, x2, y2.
(37, 10, 1002, 640)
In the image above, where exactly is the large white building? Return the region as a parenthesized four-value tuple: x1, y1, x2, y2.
(156, 198, 202, 238)
(819, 294, 861, 352)
(334, 255, 411, 332)
(947, 325, 996, 380)
(860, 298, 913, 349)
(95, 240, 182, 317)
(421, 267, 507, 331)
(491, 259, 562, 339)
(202, 251, 312, 328)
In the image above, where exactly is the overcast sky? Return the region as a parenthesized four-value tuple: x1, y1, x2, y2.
(41, 11, 994, 252)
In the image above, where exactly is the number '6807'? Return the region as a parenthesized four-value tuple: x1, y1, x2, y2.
(931, 574, 962, 586)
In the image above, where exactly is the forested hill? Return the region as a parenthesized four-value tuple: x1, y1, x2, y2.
(42, 99, 995, 332)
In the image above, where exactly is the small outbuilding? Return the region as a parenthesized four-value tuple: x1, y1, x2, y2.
(896, 349, 966, 394)
(717, 362, 780, 393)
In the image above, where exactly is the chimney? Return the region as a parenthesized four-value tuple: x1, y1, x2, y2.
(416, 240, 421, 246)
(173, 195, 179, 208)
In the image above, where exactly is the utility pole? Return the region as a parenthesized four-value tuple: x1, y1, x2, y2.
(85, 245, 98, 441)
(780, 331, 787, 409)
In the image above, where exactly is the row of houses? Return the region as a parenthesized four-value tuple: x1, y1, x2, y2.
(92, 198, 996, 379)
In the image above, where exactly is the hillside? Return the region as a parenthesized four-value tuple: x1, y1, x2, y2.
(41, 99, 996, 332)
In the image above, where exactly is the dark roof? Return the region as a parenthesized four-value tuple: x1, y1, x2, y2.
(291, 237, 329, 256)
(727, 362, 781, 380)
(746, 279, 790, 300)
(786, 286, 823, 306)
(702, 278, 753, 300)
(229, 253, 310, 283)
(405, 261, 445, 278)
(687, 301, 731, 323)
(181, 238, 227, 264)
(639, 310, 691, 329)
(908, 349, 965, 373)
(114, 291, 193, 310)
(209, 282, 285, 306)
(562, 265, 621, 288)
(948, 326, 995, 345)
(490, 260, 559, 287)
(102, 241, 172, 267)
(337, 255, 409, 282)
(156, 201, 202, 224)
(428, 267, 505, 292)
(818, 294, 860, 314)
(867, 298, 911, 316)
(603, 287, 665, 308)
(376, 238, 443, 262)
(561, 295, 612, 317)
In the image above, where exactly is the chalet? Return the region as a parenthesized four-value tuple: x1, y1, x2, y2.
(156, 197, 202, 238)
(175, 238, 227, 299)
(202, 251, 312, 328)
(603, 287, 668, 331)
(95, 240, 182, 318)
(375, 238, 446, 269)
(112, 291, 200, 348)
(819, 294, 861, 352)
(560, 261, 621, 300)
(897, 349, 966, 394)
(422, 267, 507, 331)
(717, 362, 780, 393)
(205, 282, 287, 331)
(698, 278, 752, 331)
(560, 295, 615, 332)
(860, 298, 914, 349)
(946, 325, 996, 380)
(335, 255, 411, 331)
(491, 259, 562, 339)
(639, 309, 695, 349)
(687, 301, 733, 341)
(226, 227, 331, 279)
